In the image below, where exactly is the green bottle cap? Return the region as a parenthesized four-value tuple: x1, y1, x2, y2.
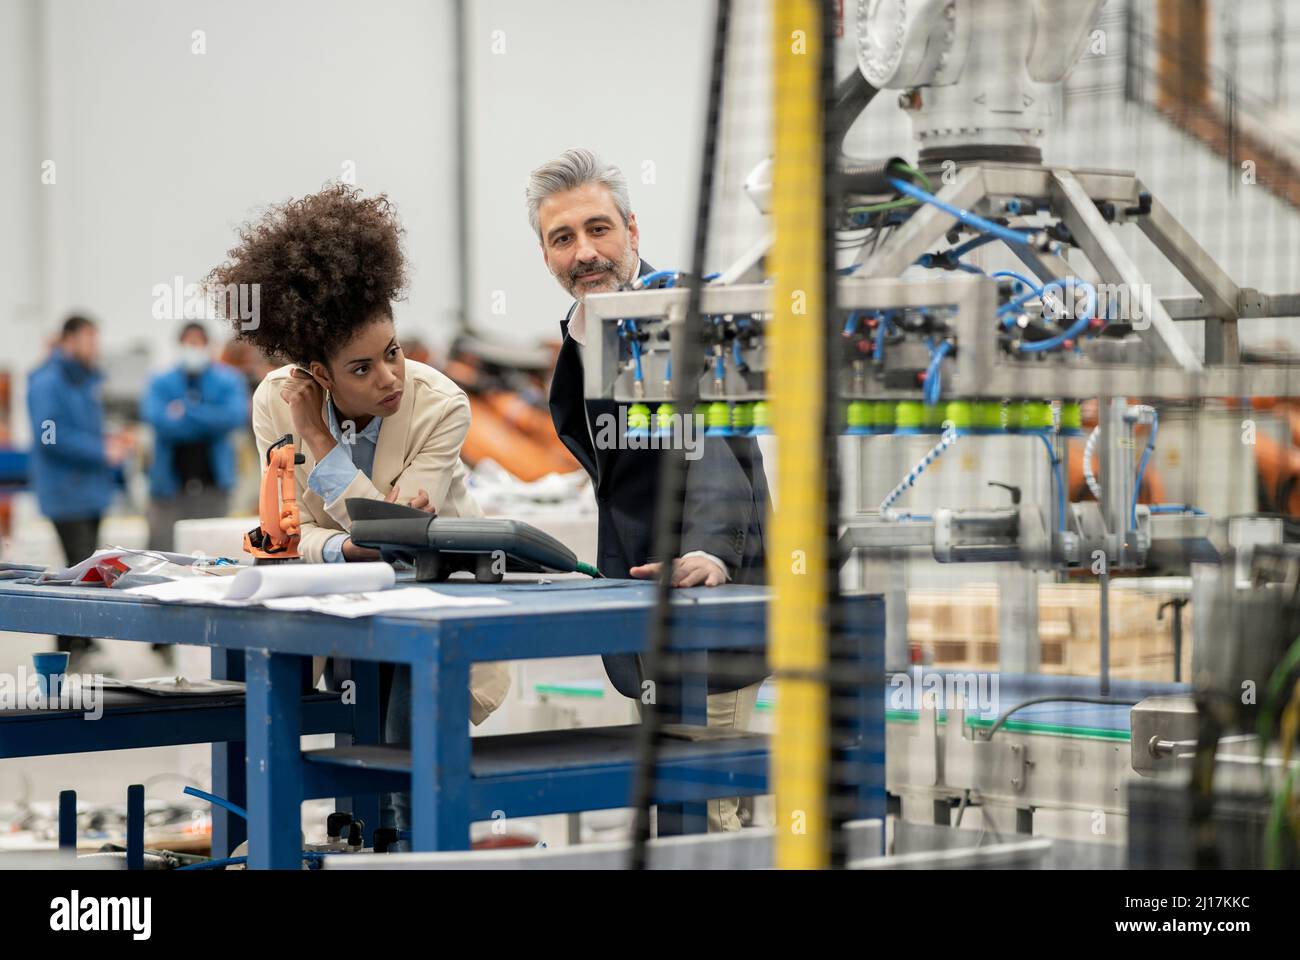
(944, 400, 973, 430)
(731, 402, 754, 432)
(1004, 401, 1025, 432)
(871, 401, 895, 431)
(1022, 401, 1053, 431)
(627, 403, 651, 432)
(895, 401, 925, 430)
(655, 403, 676, 431)
(846, 401, 871, 430)
(1060, 401, 1082, 432)
(973, 402, 1004, 432)
(751, 401, 771, 431)
(706, 401, 731, 430)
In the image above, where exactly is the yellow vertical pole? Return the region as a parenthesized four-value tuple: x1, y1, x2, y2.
(769, 0, 828, 869)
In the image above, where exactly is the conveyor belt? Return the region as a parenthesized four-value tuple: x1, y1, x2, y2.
(885, 672, 1191, 739)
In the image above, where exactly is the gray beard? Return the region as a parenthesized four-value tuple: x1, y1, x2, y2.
(563, 246, 639, 301)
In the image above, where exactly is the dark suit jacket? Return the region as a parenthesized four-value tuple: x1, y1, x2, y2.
(548, 259, 770, 699)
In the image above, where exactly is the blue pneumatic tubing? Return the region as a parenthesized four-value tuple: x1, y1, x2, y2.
(1016, 278, 1098, 353)
(183, 785, 248, 821)
(1036, 432, 1068, 533)
(1131, 410, 1158, 530)
(888, 178, 1036, 248)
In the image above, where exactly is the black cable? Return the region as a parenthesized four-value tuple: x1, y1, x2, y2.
(821, 0, 852, 870)
(980, 696, 1139, 741)
(830, 67, 878, 157)
(1191, 693, 1225, 869)
(954, 788, 972, 827)
(627, 0, 731, 871)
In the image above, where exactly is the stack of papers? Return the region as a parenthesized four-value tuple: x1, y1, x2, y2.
(125, 562, 508, 618)
(99, 676, 247, 697)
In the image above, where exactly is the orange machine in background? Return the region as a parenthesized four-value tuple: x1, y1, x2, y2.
(425, 337, 580, 483)
(1062, 398, 1300, 520)
(1063, 400, 1167, 507)
(1253, 399, 1300, 514)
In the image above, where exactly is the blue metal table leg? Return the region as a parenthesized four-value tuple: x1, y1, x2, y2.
(127, 783, 144, 870)
(657, 657, 709, 836)
(408, 649, 471, 852)
(210, 647, 246, 858)
(329, 658, 381, 846)
(245, 649, 303, 869)
(58, 790, 76, 850)
(839, 599, 887, 851)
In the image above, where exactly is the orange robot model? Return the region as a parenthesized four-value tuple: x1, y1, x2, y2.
(244, 434, 304, 562)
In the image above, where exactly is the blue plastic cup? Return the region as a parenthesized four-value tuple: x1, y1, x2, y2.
(33, 651, 70, 703)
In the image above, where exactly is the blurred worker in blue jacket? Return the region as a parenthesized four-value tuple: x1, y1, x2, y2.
(27, 314, 136, 661)
(140, 322, 249, 552)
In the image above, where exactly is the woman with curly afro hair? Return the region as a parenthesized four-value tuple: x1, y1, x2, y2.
(210, 184, 480, 558)
(209, 184, 509, 738)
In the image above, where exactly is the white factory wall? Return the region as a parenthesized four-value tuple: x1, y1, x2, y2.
(1210, 0, 1300, 109)
(461, 0, 717, 345)
(0, 1, 46, 430)
(1058, 0, 1300, 354)
(1, 0, 463, 448)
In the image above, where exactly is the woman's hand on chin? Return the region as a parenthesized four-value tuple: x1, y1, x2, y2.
(281, 368, 332, 458)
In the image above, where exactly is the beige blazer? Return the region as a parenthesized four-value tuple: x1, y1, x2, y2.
(251, 358, 509, 724)
(252, 358, 483, 561)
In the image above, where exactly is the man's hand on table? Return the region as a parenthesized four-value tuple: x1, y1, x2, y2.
(630, 556, 727, 588)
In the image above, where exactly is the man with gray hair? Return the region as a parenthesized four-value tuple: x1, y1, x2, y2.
(528, 147, 769, 832)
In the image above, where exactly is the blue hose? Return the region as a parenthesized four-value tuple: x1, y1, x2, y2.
(990, 270, 1044, 294)
(923, 341, 950, 406)
(1131, 410, 1158, 530)
(1036, 433, 1068, 533)
(888, 178, 1036, 248)
(176, 855, 248, 871)
(637, 270, 679, 288)
(1016, 278, 1098, 353)
(183, 785, 247, 821)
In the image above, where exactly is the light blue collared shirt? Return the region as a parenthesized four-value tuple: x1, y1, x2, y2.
(307, 401, 383, 562)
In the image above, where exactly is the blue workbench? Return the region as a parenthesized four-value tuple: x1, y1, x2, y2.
(0, 577, 886, 868)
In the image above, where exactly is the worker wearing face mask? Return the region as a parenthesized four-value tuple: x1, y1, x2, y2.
(140, 322, 249, 552)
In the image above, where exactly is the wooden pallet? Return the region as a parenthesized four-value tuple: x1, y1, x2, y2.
(908, 582, 1193, 680)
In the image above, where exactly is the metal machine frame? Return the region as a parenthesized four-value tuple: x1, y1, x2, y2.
(586, 163, 1300, 401)
(580, 151, 1300, 852)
